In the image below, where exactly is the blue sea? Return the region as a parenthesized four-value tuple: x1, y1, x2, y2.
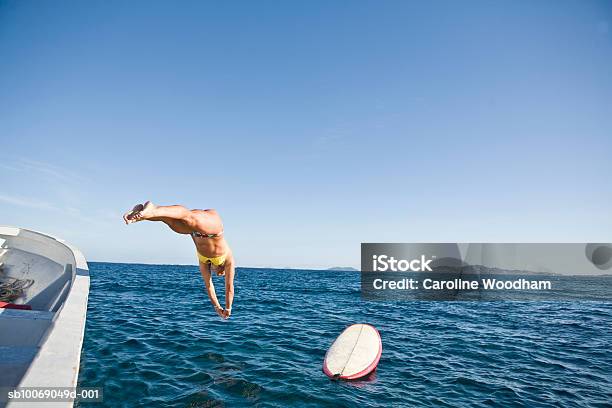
(77, 263, 612, 407)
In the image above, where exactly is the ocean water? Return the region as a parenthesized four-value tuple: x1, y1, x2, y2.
(77, 263, 612, 407)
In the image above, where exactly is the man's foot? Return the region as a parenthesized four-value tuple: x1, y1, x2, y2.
(123, 203, 143, 224)
(123, 201, 156, 224)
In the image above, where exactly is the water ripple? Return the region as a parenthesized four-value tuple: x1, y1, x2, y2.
(76, 263, 612, 407)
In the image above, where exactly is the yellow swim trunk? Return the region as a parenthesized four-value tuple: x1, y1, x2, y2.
(197, 251, 227, 266)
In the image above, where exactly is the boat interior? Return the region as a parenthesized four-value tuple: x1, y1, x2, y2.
(0, 227, 78, 390)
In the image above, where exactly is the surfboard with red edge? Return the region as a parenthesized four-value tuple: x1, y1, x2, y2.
(323, 324, 382, 380)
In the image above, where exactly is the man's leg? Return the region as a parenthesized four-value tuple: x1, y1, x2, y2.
(159, 218, 192, 234)
(124, 201, 194, 233)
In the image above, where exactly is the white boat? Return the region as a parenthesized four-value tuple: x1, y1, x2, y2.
(0, 226, 90, 407)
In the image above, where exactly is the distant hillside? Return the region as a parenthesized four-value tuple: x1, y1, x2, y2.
(327, 266, 359, 271)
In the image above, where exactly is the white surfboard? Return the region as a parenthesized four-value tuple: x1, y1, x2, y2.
(323, 324, 382, 380)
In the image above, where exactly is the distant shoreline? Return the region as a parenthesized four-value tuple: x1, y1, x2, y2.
(87, 260, 361, 272)
(86, 261, 611, 276)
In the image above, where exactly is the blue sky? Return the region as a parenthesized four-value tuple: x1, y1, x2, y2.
(1, 1, 611, 268)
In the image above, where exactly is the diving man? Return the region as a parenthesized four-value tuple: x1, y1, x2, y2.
(123, 201, 235, 319)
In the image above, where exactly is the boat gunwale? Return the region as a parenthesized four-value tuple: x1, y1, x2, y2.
(0, 226, 89, 408)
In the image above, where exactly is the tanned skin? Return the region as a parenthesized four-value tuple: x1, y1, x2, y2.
(123, 201, 235, 319)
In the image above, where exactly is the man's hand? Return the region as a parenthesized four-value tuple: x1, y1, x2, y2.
(222, 308, 232, 319)
(214, 305, 225, 319)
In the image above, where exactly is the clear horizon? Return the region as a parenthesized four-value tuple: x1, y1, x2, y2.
(86, 259, 360, 270)
(2, 1, 612, 269)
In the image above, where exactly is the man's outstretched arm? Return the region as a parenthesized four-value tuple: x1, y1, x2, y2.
(198, 263, 225, 319)
(224, 257, 235, 318)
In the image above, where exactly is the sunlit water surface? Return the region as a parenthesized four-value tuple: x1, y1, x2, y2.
(76, 263, 612, 407)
